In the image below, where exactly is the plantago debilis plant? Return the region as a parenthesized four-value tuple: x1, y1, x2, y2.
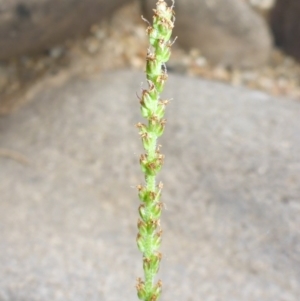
(135, 1, 175, 300)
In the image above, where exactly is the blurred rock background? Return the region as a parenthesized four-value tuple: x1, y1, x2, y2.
(1, 0, 300, 113)
(1, 1, 300, 300)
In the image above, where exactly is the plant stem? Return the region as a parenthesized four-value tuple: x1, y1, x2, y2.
(135, 1, 175, 301)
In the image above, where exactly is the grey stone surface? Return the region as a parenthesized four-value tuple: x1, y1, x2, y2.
(0, 0, 131, 60)
(0, 70, 300, 301)
(140, 0, 272, 68)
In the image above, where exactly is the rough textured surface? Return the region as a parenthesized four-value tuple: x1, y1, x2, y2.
(0, 70, 300, 301)
(141, 0, 272, 68)
(0, 0, 131, 60)
(270, 0, 300, 61)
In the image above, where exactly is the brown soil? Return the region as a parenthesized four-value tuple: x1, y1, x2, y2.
(1, 1, 300, 114)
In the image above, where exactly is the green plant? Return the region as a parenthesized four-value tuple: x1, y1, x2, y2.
(135, 1, 175, 301)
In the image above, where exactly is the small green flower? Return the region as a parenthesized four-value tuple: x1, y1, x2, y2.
(135, 1, 175, 301)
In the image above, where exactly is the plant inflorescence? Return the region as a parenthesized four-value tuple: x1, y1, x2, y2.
(135, 1, 175, 301)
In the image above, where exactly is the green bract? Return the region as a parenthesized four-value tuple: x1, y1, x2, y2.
(135, 1, 175, 301)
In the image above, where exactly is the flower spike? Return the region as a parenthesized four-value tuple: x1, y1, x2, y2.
(135, 1, 175, 301)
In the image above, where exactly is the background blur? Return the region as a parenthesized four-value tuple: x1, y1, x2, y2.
(0, 0, 300, 113)
(0, 1, 300, 301)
